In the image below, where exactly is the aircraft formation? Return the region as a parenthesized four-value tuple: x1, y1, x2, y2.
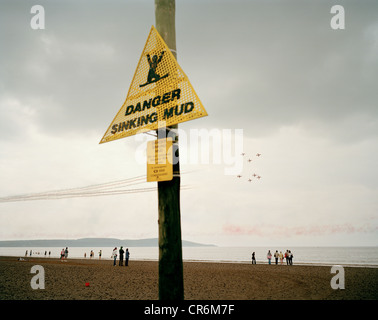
(237, 152, 262, 182)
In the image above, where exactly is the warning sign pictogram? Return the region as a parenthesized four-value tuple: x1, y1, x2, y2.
(100, 25, 208, 144)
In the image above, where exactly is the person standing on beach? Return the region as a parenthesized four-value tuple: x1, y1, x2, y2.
(289, 250, 293, 265)
(99, 250, 102, 259)
(112, 247, 117, 266)
(267, 250, 272, 265)
(251, 252, 256, 264)
(285, 250, 289, 265)
(119, 246, 124, 266)
(64, 247, 69, 259)
(274, 250, 279, 265)
(125, 248, 130, 266)
(279, 251, 284, 265)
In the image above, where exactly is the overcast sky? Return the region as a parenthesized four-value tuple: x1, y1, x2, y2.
(1, 0, 377, 247)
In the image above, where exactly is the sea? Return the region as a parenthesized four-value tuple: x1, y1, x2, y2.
(1, 246, 377, 267)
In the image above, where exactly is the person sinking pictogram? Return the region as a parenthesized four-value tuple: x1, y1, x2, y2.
(140, 51, 169, 87)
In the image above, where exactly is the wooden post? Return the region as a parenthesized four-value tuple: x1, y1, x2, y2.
(155, 0, 184, 300)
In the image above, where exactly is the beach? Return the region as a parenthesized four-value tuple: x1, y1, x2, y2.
(0, 256, 377, 300)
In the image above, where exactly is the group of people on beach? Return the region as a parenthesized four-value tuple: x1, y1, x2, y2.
(26, 247, 69, 260)
(60, 247, 69, 260)
(24, 247, 129, 264)
(83, 250, 102, 259)
(251, 250, 294, 265)
(112, 246, 130, 266)
(25, 250, 51, 257)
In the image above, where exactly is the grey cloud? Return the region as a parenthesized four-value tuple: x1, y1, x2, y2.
(1, 1, 154, 138)
(177, 1, 378, 142)
(2, 0, 377, 143)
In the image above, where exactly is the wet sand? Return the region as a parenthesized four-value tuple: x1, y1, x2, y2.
(0, 256, 377, 300)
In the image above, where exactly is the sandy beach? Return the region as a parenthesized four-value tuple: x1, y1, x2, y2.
(0, 256, 377, 300)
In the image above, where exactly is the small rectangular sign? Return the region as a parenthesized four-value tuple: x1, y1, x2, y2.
(147, 138, 173, 182)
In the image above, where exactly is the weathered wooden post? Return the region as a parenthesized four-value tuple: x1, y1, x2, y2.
(155, 0, 184, 300)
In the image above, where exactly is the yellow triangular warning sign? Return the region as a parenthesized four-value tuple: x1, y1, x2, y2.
(100, 25, 208, 144)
